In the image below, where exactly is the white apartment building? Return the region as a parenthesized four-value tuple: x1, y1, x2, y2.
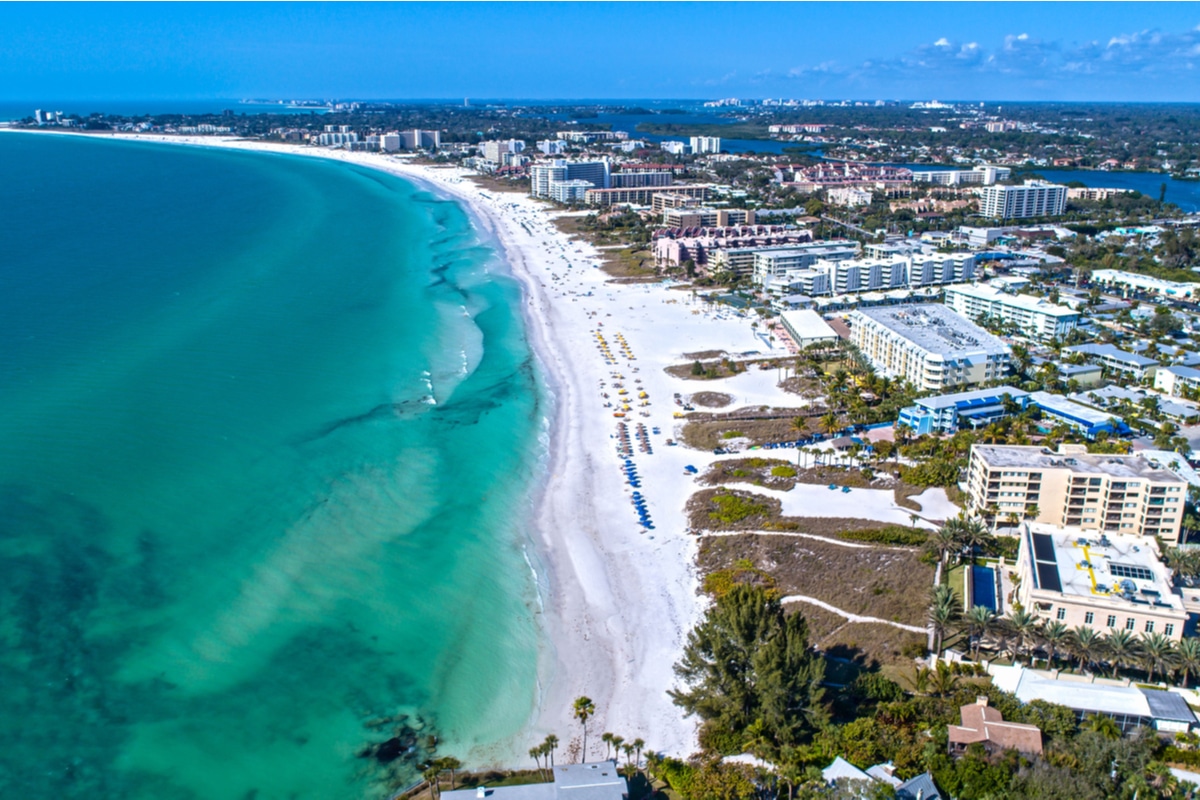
(979, 181, 1068, 219)
(689, 136, 722, 154)
(548, 179, 593, 204)
(912, 165, 1012, 186)
(749, 241, 861, 284)
(966, 443, 1188, 542)
(537, 139, 570, 155)
(1090, 269, 1199, 300)
(1155, 365, 1200, 397)
(944, 284, 1081, 341)
(827, 187, 873, 207)
(849, 304, 1011, 391)
(531, 160, 611, 198)
(662, 141, 688, 156)
(758, 251, 975, 296)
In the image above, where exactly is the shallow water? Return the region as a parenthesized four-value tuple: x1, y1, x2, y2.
(0, 133, 544, 799)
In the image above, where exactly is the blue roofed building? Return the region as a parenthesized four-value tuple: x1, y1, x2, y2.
(898, 385, 1030, 435)
(1029, 391, 1127, 438)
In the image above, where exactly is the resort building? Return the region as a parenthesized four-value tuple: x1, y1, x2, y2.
(689, 136, 722, 154)
(943, 284, 1080, 341)
(584, 184, 710, 207)
(965, 444, 1188, 542)
(848, 304, 1011, 392)
(991, 665, 1198, 735)
(754, 251, 973, 294)
(778, 309, 838, 349)
(1062, 343, 1159, 381)
(609, 171, 673, 189)
(547, 179, 594, 204)
(661, 207, 755, 228)
(947, 698, 1043, 757)
(912, 165, 1012, 186)
(1156, 365, 1200, 397)
(897, 385, 1030, 436)
(1014, 526, 1187, 640)
(1066, 187, 1134, 201)
(1027, 391, 1125, 439)
(442, 763, 628, 800)
(749, 241, 861, 284)
(531, 160, 611, 198)
(1089, 269, 1200, 300)
(979, 181, 1068, 219)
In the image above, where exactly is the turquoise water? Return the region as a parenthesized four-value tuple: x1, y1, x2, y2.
(0, 134, 544, 798)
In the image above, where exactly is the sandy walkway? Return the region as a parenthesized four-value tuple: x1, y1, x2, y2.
(780, 595, 928, 633)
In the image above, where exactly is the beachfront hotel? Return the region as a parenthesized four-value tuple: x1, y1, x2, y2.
(943, 284, 1080, 341)
(1014, 525, 1187, 641)
(965, 444, 1188, 542)
(847, 304, 1010, 391)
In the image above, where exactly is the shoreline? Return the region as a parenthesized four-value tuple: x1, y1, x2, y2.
(6, 131, 714, 763)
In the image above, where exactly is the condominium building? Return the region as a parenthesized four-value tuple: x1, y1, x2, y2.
(1089, 269, 1199, 300)
(481, 139, 525, 163)
(399, 129, 440, 149)
(662, 207, 755, 228)
(979, 181, 1068, 219)
(912, 165, 1012, 186)
(583, 184, 709, 207)
(965, 444, 1188, 542)
(531, 160, 611, 197)
(547, 179, 594, 204)
(610, 171, 673, 189)
(848, 304, 1011, 391)
(1062, 343, 1159, 380)
(537, 139, 570, 155)
(1155, 365, 1200, 397)
(662, 141, 688, 156)
(944, 284, 1081, 341)
(749, 241, 861, 284)
(1014, 526, 1187, 640)
(689, 136, 722, 154)
(317, 131, 358, 146)
(1067, 187, 1133, 201)
(897, 385, 1030, 435)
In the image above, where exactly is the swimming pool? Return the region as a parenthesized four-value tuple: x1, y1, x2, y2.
(972, 565, 998, 610)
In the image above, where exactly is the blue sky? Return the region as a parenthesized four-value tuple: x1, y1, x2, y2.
(3, 2, 1200, 102)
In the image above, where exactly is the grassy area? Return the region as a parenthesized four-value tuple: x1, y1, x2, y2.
(699, 534, 933, 665)
(690, 391, 733, 408)
(466, 174, 530, 194)
(946, 563, 967, 609)
(679, 412, 835, 450)
(699, 456, 801, 491)
(598, 246, 658, 281)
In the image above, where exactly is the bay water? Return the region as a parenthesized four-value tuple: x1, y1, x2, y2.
(0, 133, 545, 799)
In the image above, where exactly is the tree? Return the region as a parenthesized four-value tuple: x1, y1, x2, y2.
(601, 732, 614, 760)
(1177, 636, 1200, 687)
(671, 585, 826, 755)
(928, 584, 959, 657)
(530, 746, 546, 780)
(965, 605, 997, 661)
(573, 696, 596, 762)
(820, 411, 841, 437)
(544, 735, 559, 769)
(1071, 626, 1103, 676)
(1041, 620, 1069, 670)
(610, 735, 625, 765)
(1104, 629, 1139, 680)
(958, 517, 991, 565)
(1140, 632, 1176, 683)
(632, 738, 645, 773)
(440, 757, 463, 791)
(1007, 609, 1039, 665)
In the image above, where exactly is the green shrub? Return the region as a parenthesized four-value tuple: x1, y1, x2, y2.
(770, 465, 797, 478)
(708, 492, 769, 524)
(839, 525, 928, 546)
(722, 430, 743, 439)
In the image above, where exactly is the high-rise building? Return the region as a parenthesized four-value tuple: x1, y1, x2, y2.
(979, 181, 1067, 219)
(530, 160, 610, 197)
(689, 136, 722, 155)
(966, 444, 1188, 542)
(848, 304, 1010, 391)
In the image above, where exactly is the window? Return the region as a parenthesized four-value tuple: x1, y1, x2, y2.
(1085, 612, 1095, 625)
(1145, 620, 1155, 633)
(1056, 608, 1066, 621)
(1166, 624, 1175, 637)
(1125, 618, 1136, 631)
(1107, 615, 1117, 628)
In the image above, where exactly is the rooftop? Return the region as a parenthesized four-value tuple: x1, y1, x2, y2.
(442, 763, 627, 800)
(852, 304, 1010, 359)
(915, 385, 1029, 411)
(971, 444, 1185, 482)
(1029, 390, 1123, 428)
(947, 698, 1044, 755)
(779, 309, 837, 341)
(1063, 343, 1160, 368)
(991, 665, 1198, 725)
(946, 284, 1081, 318)
(1022, 526, 1183, 610)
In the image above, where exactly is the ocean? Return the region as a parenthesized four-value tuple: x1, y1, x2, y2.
(0, 133, 546, 799)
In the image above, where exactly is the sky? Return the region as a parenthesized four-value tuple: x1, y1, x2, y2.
(3, 2, 1200, 103)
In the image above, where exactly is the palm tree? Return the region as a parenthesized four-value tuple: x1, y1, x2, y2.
(909, 512, 921, 529)
(544, 735, 559, 769)
(1007, 609, 1039, 665)
(609, 735, 625, 765)
(1071, 626, 1103, 676)
(1104, 629, 1139, 680)
(958, 517, 991, 565)
(441, 757, 463, 791)
(929, 661, 961, 696)
(1141, 632, 1177, 684)
(530, 746, 546, 781)
(929, 584, 958, 656)
(573, 696, 596, 762)
(424, 766, 442, 799)
(1041, 621, 1069, 670)
(631, 738, 645, 773)
(965, 605, 997, 661)
(928, 524, 962, 567)
(1177, 637, 1200, 688)
(600, 732, 613, 760)
(820, 410, 841, 437)
(621, 743, 635, 771)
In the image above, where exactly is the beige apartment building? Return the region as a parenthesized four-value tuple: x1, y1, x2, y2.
(966, 444, 1188, 543)
(1015, 525, 1187, 640)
